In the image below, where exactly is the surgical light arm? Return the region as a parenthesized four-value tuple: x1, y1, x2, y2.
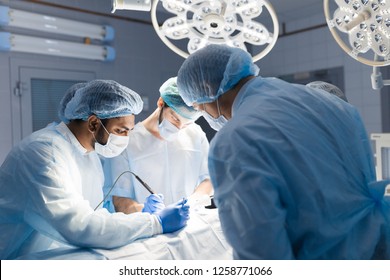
(371, 55, 390, 90)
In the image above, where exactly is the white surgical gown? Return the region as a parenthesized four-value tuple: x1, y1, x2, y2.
(103, 122, 209, 212)
(209, 77, 390, 259)
(0, 122, 162, 259)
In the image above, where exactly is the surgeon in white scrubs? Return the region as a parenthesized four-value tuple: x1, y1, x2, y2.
(0, 79, 190, 259)
(103, 77, 213, 214)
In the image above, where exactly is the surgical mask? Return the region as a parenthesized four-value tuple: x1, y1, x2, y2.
(158, 118, 180, 141)
(202, 100, 228, 131)
(94, 120, 129, 158)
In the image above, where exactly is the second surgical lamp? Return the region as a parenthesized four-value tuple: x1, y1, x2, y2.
(324, 0, 390, 89)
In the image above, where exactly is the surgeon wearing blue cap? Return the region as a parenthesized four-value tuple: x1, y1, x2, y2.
(0, 79, 189, 259)
(58, 82, 87, 123)
(177, 44, 390, 259)
(103, 77, 213, 214)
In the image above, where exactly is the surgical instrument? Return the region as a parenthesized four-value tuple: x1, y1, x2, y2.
(94, 170, 155, 210)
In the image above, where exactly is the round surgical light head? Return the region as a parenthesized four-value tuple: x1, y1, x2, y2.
(151, 0, 279, 62)
(324, 0, 390, 66)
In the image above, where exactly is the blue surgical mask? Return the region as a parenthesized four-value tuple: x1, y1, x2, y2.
(202, 99, 228, 131)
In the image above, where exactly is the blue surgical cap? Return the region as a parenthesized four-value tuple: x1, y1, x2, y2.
(306, 81, 348, 102)
(58, 83, 87, 124)
(160, 77, 201, 120)
(177, 44, 260, 106)
(64, 79, 143, 121)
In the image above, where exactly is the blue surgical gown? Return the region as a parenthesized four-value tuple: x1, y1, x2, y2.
(0, 122, 162, 259)
(209, 77, 390, 259)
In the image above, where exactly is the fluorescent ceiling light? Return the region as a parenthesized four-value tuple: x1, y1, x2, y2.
(0, 5, 114, 42)
(0, 31, 115, 61)
(112, 0, 151, 12)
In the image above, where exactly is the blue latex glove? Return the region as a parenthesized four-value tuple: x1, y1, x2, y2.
(155, 198, 190, 233)
(142, 194, 165, 214)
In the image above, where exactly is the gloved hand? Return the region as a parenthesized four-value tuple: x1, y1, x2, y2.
(155, 198, 190, 233)
(142, 194, 165, 214)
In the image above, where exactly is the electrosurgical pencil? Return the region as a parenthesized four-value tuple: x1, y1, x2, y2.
(94, 170, 155, 210)
(131, 172, 155, 195)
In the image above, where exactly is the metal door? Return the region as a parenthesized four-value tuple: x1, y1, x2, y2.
(15, 67, 95, 140)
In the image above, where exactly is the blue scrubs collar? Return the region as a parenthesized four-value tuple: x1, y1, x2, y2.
(231, 77, 259, 117)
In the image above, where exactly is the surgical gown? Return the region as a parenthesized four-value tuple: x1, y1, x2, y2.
(103, 122, 209, 212)
(0, 122, 162, 259)
(209, 77, 390, 259)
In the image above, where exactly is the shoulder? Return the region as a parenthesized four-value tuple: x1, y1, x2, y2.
(128, 122, 153, 144)
(19, 126, 71, 163)
(209, 116, 259, 158)
(126, 122, 159, 155)
(131, 122, 147, 134)
(177, 123, 208, 146)
(129, 122, 156, 140)
(1, 129, 73, 181)
(182, 123, 207, 138)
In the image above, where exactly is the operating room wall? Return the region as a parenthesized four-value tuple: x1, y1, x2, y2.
(0, 2, 383, 165)
(0, 0, 186, 164)
(258, 11, 382, 140)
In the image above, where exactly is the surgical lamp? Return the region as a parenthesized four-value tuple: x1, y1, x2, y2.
(324, 0, 390, 89)
(112, 0, 279, 62)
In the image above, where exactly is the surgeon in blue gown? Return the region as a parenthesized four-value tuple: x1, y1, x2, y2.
(0, 79, 189, 259)
(177, 44, 390, 259)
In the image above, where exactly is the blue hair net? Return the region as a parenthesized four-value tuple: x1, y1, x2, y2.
(64, 79, 143, 121)
(58, 83, 87, 123)
(306, 81, 348, 102)
(160, 77, 201, 120)
(177, 44, 260, 106)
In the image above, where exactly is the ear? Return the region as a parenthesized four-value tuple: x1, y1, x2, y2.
(87, 115, 99, 133)
(157, 97, 164, 108)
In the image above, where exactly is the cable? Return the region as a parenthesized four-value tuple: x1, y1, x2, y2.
(94, 170, 155, 211)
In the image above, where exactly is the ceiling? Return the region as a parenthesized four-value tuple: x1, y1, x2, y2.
(16, 0, 327, 26)
(269, 0, 324, 22)
(109, 0, 326, 25)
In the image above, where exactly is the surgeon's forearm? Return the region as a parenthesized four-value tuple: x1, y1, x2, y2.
(112, 196, 143, 214)
(193, 179, 214, 196)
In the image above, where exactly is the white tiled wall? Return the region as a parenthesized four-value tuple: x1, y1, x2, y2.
(259, 12, 382, 138)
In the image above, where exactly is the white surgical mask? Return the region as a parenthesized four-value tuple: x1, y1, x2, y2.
(202, 111, 228, 131)
(158, 118, 180, 141)
(94, 120, 129, 158)
(202, 99, 228, 131)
